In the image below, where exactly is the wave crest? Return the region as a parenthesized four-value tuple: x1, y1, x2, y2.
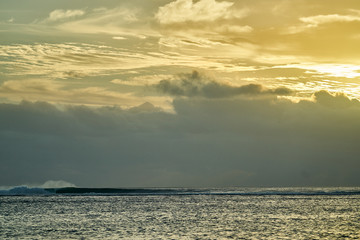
(0, 186, 52, 196)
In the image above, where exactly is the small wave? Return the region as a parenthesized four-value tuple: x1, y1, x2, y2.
(207, 190, 360, 196)
(48, 187, 195, 195)
(1, 187, 359, 196)
(44, 187, 360, 196)
(207, 187, 360, 196)
(0, 186, 53, 196)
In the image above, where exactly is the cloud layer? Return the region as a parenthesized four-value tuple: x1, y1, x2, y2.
(155, 71, 293, 98)
(1, 92, 360, 187)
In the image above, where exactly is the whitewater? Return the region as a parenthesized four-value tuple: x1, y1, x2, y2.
(1, 187, 360, 239)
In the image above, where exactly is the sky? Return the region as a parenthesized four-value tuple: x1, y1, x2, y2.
(1, 0, 360, 188)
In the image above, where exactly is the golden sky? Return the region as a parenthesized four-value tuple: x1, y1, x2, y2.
(1, 0, 360, 107)
(1, 0, 360, 187)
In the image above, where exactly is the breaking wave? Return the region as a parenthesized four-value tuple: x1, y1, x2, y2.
(0, 186, 53, 196)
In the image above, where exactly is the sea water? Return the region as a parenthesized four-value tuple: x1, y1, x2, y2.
(1, 187, 360, 239)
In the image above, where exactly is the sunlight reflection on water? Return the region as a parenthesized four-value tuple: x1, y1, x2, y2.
(1, 194, 360, 239)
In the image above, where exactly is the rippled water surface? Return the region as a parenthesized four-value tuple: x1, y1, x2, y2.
(1, 193, 360, 239)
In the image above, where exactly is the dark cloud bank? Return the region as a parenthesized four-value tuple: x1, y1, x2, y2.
(1, 88, 360, 187)
(155, 71, 293, 98)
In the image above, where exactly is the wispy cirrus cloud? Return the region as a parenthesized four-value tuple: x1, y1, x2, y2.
(155, 0, 253, 55)
(300, 13, 360, 28)
(0, 78, 170, 107)
(155, 0, 247, 24)
(285, 11, 360, 34)
(46, 9, 85, 22)
(55, 7, 153, 38)
(27, 6, 153, 39)
(0, 42, 262, 80)
(0, 43, 167, 79)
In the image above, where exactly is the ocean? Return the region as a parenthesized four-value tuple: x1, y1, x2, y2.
(1, 187, 359, 239)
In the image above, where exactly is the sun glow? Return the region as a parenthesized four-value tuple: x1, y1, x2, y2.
(279, 63, 360, 79)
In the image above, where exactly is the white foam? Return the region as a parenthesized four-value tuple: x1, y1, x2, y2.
(0, 186, 52, 196)
(39, 180, 76, 188)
